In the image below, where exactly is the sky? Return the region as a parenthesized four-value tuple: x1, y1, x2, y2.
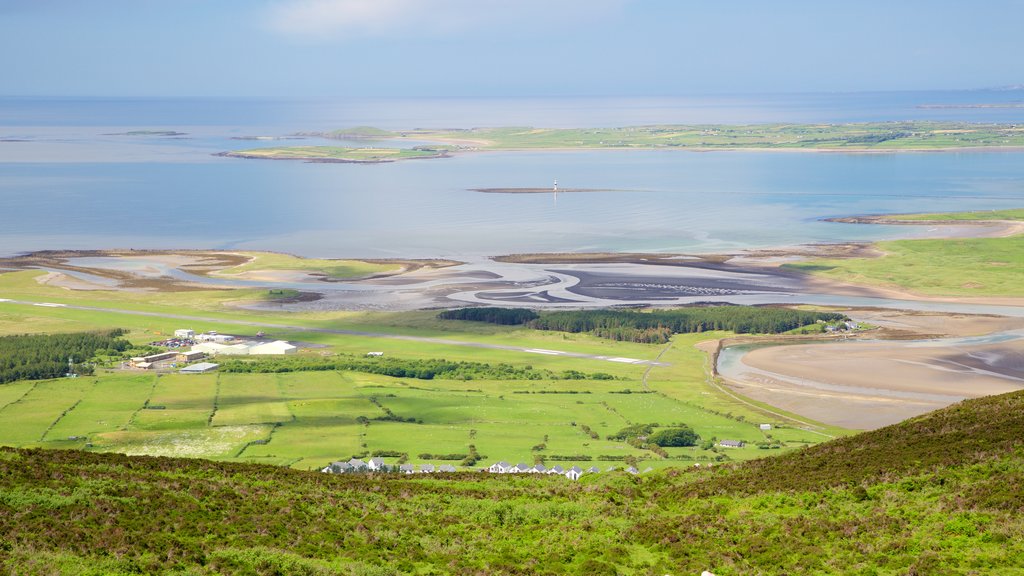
(2, 0, 1023, 98)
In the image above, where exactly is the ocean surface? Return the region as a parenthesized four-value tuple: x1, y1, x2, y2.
(2, 91, 1023, 259)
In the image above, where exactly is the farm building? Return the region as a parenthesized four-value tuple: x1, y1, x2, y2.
(180, 362, 219, 374)
(174, 329, 195, 339)
(176, 350, 206, 363)
(438, 464, 457, 473)
(759, 424, 772, 431)
(367, 458, 385, 471)
(399, 464, 415, 474)
(130, 351, 177, 368)
(719, 440, 746, 448)
(419, 464, 435, 473)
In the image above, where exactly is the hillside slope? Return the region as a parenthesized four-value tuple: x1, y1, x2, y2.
(2, 391, 1024, 575)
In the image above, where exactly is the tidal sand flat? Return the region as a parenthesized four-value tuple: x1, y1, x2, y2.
(720, 310, 1024, 429)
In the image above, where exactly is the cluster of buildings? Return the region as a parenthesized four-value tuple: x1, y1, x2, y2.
(322, 458, 457, 475)
(487, 461, 651, 479)
(128, 329, 298, 373)
(321, 458, 654, 480)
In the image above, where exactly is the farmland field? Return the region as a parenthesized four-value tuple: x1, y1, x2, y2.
(0, 331, 843, 470)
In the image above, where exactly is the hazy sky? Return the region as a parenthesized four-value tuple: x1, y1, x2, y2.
(2, 0, 1022, 97)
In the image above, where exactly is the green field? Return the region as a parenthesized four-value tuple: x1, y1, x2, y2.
(787, 235, 1024, 296)
(0, 341, 830, 471)
(223, 145, 450, 162)
(890, 208, 1024, 221)
(212, 251, 403, 279)
(315, 121, 1024, 151)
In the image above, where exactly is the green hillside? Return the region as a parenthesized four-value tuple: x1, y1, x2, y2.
(3, 390, 1023, 575)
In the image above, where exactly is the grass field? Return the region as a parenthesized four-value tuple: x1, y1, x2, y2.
(0, 338, 839, 471)
(318, 121, 1024, 151)
(786, 235, 1024, 296)
(890, 208, 1024, 221)
(223, 146, 449, 162)
(213, 251, 402, 280)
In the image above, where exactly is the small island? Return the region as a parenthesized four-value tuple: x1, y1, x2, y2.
(217, 145, 451, 163)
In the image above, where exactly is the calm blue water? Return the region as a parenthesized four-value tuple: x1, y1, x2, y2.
(2, 93, 1023, 258)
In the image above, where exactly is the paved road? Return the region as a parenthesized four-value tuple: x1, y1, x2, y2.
(1, 298, 669, 367)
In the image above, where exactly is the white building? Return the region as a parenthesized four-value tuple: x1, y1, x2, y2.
(249, 340, 297, 355)
(174, 329, 195, 339)
(565, 466, 583, 481)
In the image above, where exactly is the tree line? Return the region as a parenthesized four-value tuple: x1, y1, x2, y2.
(438, 305, 846, 344)
(217, 355, 616, 381)
(0, 330, 129, 384)
(437, 307, 539, 325)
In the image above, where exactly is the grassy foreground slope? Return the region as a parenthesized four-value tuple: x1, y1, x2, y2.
(2, 390, 1023, 575)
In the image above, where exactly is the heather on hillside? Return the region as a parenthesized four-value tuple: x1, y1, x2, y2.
(2, 390, 1023, 575)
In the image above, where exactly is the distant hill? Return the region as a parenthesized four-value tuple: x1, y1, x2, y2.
(2, 390, 1023, 574)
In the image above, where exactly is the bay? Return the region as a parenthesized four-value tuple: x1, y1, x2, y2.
(1, 93, 1023, 259)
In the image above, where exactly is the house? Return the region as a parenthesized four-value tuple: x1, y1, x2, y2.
(530, 464, 547, 474)
(759, 424, 772, 431)
(366, 352, 384, 357)
(438, 464, 457, 473)
(398, 464, 415, 474)
(419, 464, 435, 473)
(547, 465, 565, 475)
(367, 457, 385, 471)
(719, 440, 745, 448)
(513, 462, 531, 474)
(587, 466, 601, 474)
(176, 350, 206, 363)
(488, 461, 511, 474)
(174, 329, 195, 339)
(626, 466, 639, 475)
(565, 466, 583, 481)
(326, 461, 353, 474)
(348, 458, 368, 470)
(179, 362, 218, 374)
(249, 340, 297, 355)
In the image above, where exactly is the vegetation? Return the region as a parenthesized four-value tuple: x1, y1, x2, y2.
(528, 306, 846, 343)
(0, 330, 128, 383)
(222, 145, 451, 163)
(890, 208, 1024, 221)
(437, 307, 539, 325)
(2, 390, 1023, 574)
(214, 251, 402, 280)
(313, 121, 1024, 151)
(216, 354, 617, 381)
(648, 426, 699, 447)
(787, 235, 1024, 296)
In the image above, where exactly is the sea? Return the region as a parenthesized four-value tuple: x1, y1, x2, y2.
(2, 90, 1023, 259)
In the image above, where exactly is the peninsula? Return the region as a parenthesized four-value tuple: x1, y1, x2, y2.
(220, 121, 1024, 163)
